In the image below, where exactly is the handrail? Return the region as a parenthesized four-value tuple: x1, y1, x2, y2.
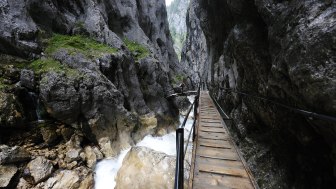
(174, 84, 200, 189)
(219, 87, 336, 123)
(209, 93, 260, 189)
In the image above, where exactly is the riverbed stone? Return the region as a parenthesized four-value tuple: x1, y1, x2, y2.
(0, 165, 18, 188)
(26, 156, 54, 184)
(0, 145, 30, 164)
(84, 146, 96, 168)
(41, 170, 80, 189)
(115, 146, 175, 189)
(65, 148, 81, 163)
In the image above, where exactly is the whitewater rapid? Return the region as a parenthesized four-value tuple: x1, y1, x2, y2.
(94, 96, 195, 189)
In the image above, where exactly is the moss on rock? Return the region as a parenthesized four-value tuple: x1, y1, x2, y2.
(46, 34, 117, 58)
(123, 38, 149, 60)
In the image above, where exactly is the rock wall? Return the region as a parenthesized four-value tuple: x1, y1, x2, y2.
(167, 0, 189, 58)
(0, 0, 183, 188)
(181, 0, 208, 84)
(183, 0, 336, 188)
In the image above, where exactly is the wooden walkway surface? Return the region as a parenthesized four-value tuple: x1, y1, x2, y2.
(189, 91, 258, 189)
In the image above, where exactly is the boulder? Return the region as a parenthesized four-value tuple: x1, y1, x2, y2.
(115, 146, 176, 189)
(84, 146, 96, 168)
(40, 126, 59, 146)
(78, 173, 94, 189)
(20, 69, 35, 90)
(26, 156, 54, 184)
(16, 178, 32, 189)
(0, 165, 18, 188)
(41, 170, 80, 189)
(60, 127, 74, 141)
(0, 145, 30, 164)
(0, 92, 25, 127)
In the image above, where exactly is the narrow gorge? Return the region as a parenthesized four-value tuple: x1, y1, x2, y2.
(0, 0, 335, 189)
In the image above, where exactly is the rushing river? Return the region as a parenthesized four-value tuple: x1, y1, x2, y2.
(94, 96, 195, 189)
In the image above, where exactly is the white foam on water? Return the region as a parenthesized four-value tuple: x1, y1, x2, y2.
(136, 132, 177, 156)
(94, 148, 130, 189)
(94, 95, 196, 189)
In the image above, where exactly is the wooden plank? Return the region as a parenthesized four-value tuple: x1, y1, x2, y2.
(200, 120, 222, 124)
(199, 127, 225, 132)
(200, 124, 223, 128)
(199, 131, 228, 139)
(197, 149, 238, 160)
(198, 164, 249, 178)
(198, 155, 239, 161)
(193, 173, 254, 189)
(199, 144, 231, 150)
(189, 91, 258, 189)
(197, 156, 244, 168)
(198, 138, 232, 146)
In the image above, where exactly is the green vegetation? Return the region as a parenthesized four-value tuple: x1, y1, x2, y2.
(123, 38, 150, 60)
(46, 34, 117, 58)
(30, 58, 79, 77)
(28, 33, 119, 76)
(0, 78, 7, 90)
(172, 74, 186, 84)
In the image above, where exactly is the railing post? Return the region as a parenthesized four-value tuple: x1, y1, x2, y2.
(193, 95, 199, 141)
(174, 128, 184, 189)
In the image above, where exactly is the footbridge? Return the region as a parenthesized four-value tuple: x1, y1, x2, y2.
(173, 89, 259, 189)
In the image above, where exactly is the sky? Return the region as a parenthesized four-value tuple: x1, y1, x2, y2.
(165, 0, 173, 6)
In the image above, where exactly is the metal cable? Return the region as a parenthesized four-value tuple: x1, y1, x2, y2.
(220, 87, 336, 123)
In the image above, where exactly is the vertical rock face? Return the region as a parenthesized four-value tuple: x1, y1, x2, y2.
(183, 0, 336, 188)
(0, 0, 182, 154)
(0, 1, 184, 187)
(167, 0, 190, 58)
(181, 0, 208, 83)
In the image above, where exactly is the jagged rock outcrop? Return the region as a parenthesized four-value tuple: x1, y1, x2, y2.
(0, 0, 183, 188)
(183, 0, 336, 188)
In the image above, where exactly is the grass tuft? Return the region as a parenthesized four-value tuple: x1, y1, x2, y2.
(123, 38, 150, 60)
(46, 34, 117, 57)
(30, 58, 80, 77)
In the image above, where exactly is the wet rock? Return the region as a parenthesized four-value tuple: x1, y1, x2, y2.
(175, 96, 191, 113)
(20, 69, 35, 90)
(115, 146, 175, 189)
(40, 126, 59, 146)
(0, 92, 25, 127)
(84, 146, 96, 168)
(66, 134, 82, 149)
(0, 145, 30, 164)
(0, 165, 18, 188)
(26, 156, 54, 184)
(78, 173, 94, 189)
(60, 127, 74, 141)
(92, 146, 104, 160)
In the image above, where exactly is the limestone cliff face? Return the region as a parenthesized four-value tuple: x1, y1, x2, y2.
(183, 0, 336, 188)
(181, 0, 208, 84)
(167, 0, 189, 58)
(0, 0, 181, 187)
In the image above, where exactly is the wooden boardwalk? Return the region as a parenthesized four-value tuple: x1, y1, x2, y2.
(189, 91, 258, 189)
